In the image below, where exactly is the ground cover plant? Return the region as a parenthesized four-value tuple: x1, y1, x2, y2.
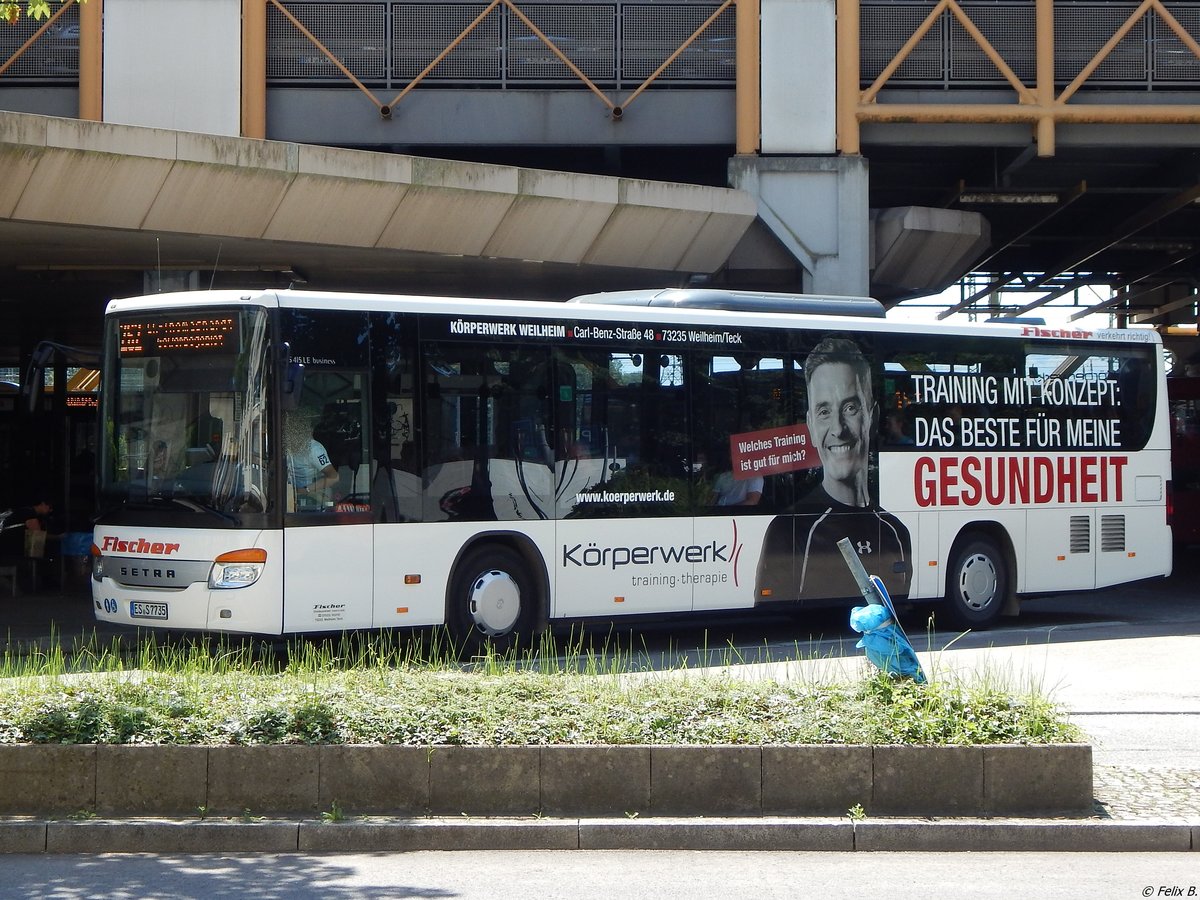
(0, 629, 1080, 747)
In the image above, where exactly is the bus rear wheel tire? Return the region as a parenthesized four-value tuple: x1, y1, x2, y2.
(448, 545, 538, 656)
(939, 535, 1006, 631)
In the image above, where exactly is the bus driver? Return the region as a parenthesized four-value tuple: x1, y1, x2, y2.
(285, 408, 339, 510)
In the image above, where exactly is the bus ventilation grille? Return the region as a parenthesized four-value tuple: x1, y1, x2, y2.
(1070, 516, 1091, 554)
(1100, 515, 1126, 553)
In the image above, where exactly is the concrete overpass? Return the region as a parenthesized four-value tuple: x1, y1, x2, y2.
(0, 109, 758, 299)
(1, 0, 1198, 337)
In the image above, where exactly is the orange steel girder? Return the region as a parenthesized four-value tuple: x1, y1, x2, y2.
(838, 0, 1200, 157)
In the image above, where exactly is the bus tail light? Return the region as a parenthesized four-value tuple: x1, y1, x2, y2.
(1166, 480, 1174, 526)
(209, 548, 267, 590)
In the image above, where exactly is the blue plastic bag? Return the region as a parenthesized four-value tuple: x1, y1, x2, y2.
(849, 576, 926, 683)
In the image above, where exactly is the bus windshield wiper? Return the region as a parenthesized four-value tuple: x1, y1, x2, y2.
(167, 496, 239, 525)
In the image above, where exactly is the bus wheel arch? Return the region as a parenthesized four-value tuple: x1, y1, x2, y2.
(939, 525, 1016, 630)
(446, 533, 549, 654)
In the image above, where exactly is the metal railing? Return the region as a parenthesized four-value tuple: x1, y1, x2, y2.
(5, 0, 1195, 94)
(861, 0, 1200, 89)
(265, 0, 736, 89)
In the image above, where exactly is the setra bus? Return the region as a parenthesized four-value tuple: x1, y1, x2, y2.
(90, 287, 1172, 646)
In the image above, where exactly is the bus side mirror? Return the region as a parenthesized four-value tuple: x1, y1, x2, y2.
(282, 361, 305, 410)
(22, 344, 56, 415)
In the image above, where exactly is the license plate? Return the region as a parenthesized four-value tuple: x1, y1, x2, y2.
(130, 601, 168, 620)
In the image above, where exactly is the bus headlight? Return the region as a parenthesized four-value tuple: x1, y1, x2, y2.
(91, 544, 104, 582)
(209, 548, 267, 590)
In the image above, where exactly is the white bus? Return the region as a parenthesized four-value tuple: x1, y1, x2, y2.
(90, 288, 1172, 647)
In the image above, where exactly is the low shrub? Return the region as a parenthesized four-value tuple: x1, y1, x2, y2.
(0, 632, 1079, 746)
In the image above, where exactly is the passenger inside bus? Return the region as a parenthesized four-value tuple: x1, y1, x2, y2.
(710, 443, 763, 507)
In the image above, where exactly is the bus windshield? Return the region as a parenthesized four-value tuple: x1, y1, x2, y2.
(97, 307, 272, 520)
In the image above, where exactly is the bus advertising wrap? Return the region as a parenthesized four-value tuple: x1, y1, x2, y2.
(890, 367, 1139, 510)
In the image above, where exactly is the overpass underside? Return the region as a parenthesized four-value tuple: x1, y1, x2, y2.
(0, 0, 1198, 328)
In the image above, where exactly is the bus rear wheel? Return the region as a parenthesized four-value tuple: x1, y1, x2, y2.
(940, 535, 1007, 630)
(448, 546, 539, 655)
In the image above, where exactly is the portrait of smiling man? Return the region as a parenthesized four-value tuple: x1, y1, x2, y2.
(804, 336, 873, 508)
(754, 336, 911, 605)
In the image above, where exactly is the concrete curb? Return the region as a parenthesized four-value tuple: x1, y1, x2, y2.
(0, 817, 1195, 854)
(0, 742, 1095, 819)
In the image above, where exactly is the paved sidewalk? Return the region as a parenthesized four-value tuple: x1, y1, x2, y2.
(1093, 766, 1200, 823)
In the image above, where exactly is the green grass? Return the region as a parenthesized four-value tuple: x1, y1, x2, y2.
(0, 629, 1081, 747)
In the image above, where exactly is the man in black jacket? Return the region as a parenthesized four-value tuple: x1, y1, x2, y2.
(755, 337, 911, 604)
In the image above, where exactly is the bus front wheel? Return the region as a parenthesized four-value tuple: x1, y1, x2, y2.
(448, 546, 538, 655)
(940, 535, 1007, 630)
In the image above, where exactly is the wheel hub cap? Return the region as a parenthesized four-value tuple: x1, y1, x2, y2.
(960, 554, 997, 611)
(469, 569, 521, 636)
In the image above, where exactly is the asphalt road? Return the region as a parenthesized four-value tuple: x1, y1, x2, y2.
(560, 546, 1200, 670)
(0, 850, 1197, 899)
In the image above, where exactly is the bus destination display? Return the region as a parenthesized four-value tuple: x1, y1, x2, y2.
(119, 316, 240, 355)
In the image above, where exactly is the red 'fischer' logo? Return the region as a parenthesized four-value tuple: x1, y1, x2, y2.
(1020, 326, 1093, 340)
(100, 536, 181, 556)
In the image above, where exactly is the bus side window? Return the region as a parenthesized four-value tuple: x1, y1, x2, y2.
(420, 342, 553, 522)
(691, 353, 790, 512)
(553, 349, 688, 517)
(376, 390, 420, 522)
(369, 311, 419, 523)
(284, 372, 370, 513)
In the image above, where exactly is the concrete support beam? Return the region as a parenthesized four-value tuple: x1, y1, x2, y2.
(871, 206, 991, 301)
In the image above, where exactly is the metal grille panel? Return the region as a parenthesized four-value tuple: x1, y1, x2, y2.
(948, 5, 1035, 83)
(392, 4, 502, 81)
(268, 1, 388, 82)
(0, 6, 79, 81)
(1153, 8, 1200, 82)
(1055, 5, 1149, 82)
(507, 5, 615, 81)
(1070, 515, 1091, 554)
(861, 4, 945, 83)
(621, 4, 735, 82)
(1100, 515, 1127, 553)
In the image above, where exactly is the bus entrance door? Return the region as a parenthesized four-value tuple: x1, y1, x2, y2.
(282, 523, 374, 631)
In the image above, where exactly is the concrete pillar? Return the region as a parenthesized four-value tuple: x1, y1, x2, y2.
(103, 0, 242, 135)
(728, 155, 871, 296)
(760, 0, 835, 153)
(733, 0, 868, 295)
